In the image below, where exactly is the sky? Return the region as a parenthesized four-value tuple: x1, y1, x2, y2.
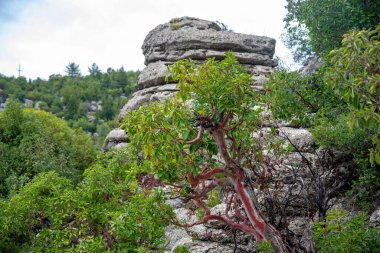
(0, 0, 296, 79)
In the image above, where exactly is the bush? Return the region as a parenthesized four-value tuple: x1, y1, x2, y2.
(0, 151, 171, 252)
(324, 23, 380, 165)
(313, 210, 380, 253)
(311, 114, 372, 154)
(173, 245, 190, 253)
(0, 101, 96, 197)
(265, 69, 341, 127)
(0, 171, 74, 252)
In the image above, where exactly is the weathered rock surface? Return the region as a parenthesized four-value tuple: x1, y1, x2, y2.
(137, 61, 173, 90)
(118, 84, 179, 122)
(299, 57, 323, 76)
(143, 17, 276, 65)
(278, 127, 315, 152)
(103, 128, 129, 151)
(0, 94, 4, 111)
(370, 207, 380, 227)
(165, 203, 255, 253)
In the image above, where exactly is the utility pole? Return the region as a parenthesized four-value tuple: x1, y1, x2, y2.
(17, 64, 23, 77)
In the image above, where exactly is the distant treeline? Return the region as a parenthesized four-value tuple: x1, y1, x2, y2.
(0, 63, 139, 147)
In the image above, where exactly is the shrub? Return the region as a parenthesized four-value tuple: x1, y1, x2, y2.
(0, 151, 170, 252)
(0, 101, 96, 197)
(173, 245, 190, 253)
(313, 210, 380, 253)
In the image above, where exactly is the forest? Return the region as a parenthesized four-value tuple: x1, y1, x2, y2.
(0, 64, 139, 147)
(0, 0, 379, 252)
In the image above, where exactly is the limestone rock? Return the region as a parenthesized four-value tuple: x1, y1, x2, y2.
(288, 217, 310, 236)
(142, 17, 276, 65)
(370, 207, 380, 227)
(137, 61, 172, 90)
(299, 57, 323, 76)
(118, 84, 179, 121)
(245, 64, 274, 75)
(162, 49, 277, 66)
(278, 127, 315, 152)
(165, 225, 192, 252)
(107, 16, 277, 146)
(34, 101, 44, 109)
(24, 98, 33, 107)
(103, 128, 129, 151)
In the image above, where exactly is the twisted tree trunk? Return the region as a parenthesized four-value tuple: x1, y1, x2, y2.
(208, 126, 289, 253)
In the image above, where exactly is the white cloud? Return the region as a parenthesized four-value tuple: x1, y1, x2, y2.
(0, 0, 296, 79)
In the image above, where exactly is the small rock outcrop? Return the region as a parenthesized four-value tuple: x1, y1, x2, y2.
(104, 16, 277, 151)
(299, 57, 323, 76)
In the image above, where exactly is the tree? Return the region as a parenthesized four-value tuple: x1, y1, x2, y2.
(65, 62, 81, 78)
(282, 0, 380, 62)
(0, 101, 96, 197)
(114, 66, 129, 89)
(99, 96, 116, 120)
(88, 63, 102, 79)
(121, 53, 289, 252)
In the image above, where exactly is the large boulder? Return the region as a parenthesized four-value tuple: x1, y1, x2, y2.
(142, 17, 276, 65)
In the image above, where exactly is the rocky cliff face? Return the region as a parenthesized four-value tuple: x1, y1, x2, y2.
(104, 17, 277, 151)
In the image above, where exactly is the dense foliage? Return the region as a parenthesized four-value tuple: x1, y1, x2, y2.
(0, 101, 96, 198)
(267, 24, 380, 211)
(313, 210, 380, 252)
(283, 0, 380, 62)
(121, 53, 289, 251)
(122, 54, 257, 183)
(0, 63, 139, 147)
(0, 151, 171, 252)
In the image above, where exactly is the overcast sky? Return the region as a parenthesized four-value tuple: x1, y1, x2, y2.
(0, 0, 296, 79)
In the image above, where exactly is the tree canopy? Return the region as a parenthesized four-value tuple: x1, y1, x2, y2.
(0, 101, 96, 197)
(282, 0, 380, 62)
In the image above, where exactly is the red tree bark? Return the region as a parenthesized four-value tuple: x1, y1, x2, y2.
(177, 111, 289, 252)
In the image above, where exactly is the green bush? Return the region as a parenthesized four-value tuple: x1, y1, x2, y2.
(311, 114, 371, 154)
(0, 150, 171, 252)
(323, 23, 380, 165)
(174, 245, 190, 253)
(256, 240, 275, 253)
(0, 171, 74, 252)
(266, 70, 329, 127)
(0, 101, 96, 197)
(313, 210, 380, 253)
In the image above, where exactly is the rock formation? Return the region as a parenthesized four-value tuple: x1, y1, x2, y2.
(299, 57, 323, 76)
(104, 17, 277, 151)
(103, 17, 360, 252)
